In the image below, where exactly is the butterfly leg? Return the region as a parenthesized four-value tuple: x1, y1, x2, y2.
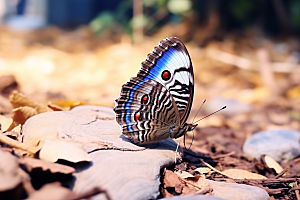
(175, 138, 180, 163)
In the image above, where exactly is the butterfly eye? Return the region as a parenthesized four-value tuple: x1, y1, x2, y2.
(161, 70, 171, 81)
(135, 111, 143, 121)
(141, 94, 150, 104)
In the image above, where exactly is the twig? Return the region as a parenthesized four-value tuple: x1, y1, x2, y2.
(0, 131, 40, 154)
(212, 178, 300, 185)
(211, 151, 235, 159)
(295, 181, 300, 200)
(200, 159, 235, 179)
(275, 167, 289, 179)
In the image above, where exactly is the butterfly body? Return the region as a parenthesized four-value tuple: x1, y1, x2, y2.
(114, 37, 196, 144)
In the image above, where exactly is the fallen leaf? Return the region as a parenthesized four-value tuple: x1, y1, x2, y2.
(175, 170, 211, 195)
(263, 155, 283, 174)
(39, 138, 91, 163)
(175, 170, 195, 179)
(222, 169, 267, 179)
(9, 91, 51, 113)
(164, 169, 182, 188)
(0, 115, 13, 132)
(47, 102, 64, 111)
(194, 167, 211, 174)
(52, 100, 86, 110)
(11, 106, 38, 125)
(23, 132, 59, 148)
(19, 157, 75, 174)
(162, 169, 183, 197)
(0, 133, 40, 157)
(287, 86, 300, 99)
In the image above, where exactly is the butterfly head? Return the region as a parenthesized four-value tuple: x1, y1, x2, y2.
(171, 123, 198, 139)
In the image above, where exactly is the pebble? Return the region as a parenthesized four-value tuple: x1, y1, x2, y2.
(243, 129, 300, 162)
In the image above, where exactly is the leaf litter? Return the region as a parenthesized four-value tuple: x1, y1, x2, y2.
(0, 25, 299, 200)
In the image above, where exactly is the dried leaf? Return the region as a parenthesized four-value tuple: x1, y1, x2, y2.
(47, 102, 64, 111)
(263, 155, 283, 174)
(52, 100, 86, 110)
(164, 169, 182, 188)
(174, 170, 194, 179)
(174, 170, 211, 195)
(9, 91, 51, 113)
(222, 169, 267, 179)
(194, 167, 211, 174)
(23, 132, 59, 148)
(0, 133, 40, 157)
(39, 138, 91, 163)
(19, 157, 75, 174)
(11, 106, 38, 125)
(0, 115, 13, 132)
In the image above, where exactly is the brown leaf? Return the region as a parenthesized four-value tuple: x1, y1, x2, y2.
(52, 100, 86, 110)
(0, 115, 13, 132)
(0, 132, 40, 157)
(194, 167, 211, 174)
(11, 106, 37, 125)
(174, 170, 211, 195)
(19, 157, 75, 174)
(263, 155, 283, 174)
(174, 170, 194, 179)
(222, 169, 267, 179)
(39, 138, 91, 163)
(163, 169, 182, 188)
(9, 91, 51, 113)
(47, 102, 64, 111)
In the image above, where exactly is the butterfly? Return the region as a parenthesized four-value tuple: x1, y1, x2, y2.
(114, 37, 197, 146)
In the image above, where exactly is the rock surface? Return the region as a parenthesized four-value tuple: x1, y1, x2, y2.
(22, 105, 270, 200)
(243, 129, 300, 162)
(22, 105, 181, 200)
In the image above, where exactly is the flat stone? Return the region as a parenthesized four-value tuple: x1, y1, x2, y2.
(243, 129, 300, 162)
(22, 105, 182, 200)
(208, 180, 269, 200)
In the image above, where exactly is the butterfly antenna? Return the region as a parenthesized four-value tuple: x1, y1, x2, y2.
(192, 99, 206, 123)
(184, 99, 206, 150)
(193, 106, 227, 124)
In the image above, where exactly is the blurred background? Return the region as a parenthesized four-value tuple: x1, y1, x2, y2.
(0, 0, 299, 127)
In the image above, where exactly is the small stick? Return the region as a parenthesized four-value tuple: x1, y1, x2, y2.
(0, 131, 40, 154)
(200, 159, 235, 179)
(295, 181, 300, 200)
(211, 151, 236, 159)
(274, 167, 289, 179)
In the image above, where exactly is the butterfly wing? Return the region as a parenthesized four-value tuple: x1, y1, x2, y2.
(114, 37, 194, 143)
(114, 77, 180, 143)
(137, 37, 194, 125)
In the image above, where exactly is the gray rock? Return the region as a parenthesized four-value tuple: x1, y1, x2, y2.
(243, 129, 300, 162)
(208, 180, 269, 200)
(22, 105, 182, 200)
